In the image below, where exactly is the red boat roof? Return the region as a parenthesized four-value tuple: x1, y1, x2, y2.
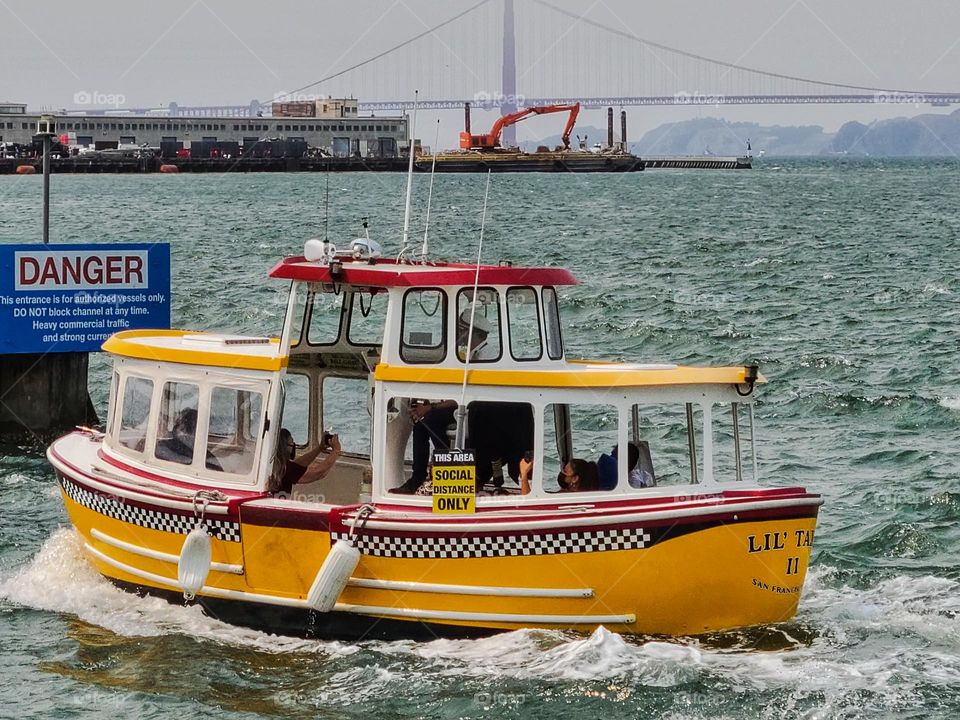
(269, 257, 578, 288)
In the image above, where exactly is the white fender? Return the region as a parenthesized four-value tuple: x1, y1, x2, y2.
(178, 525, 212, 600)
(307, 541, 361, 612)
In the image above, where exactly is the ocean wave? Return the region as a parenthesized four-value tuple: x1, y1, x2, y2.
(5, 532, 960, 717)
(802, 566, 960, 645)
(783, 390, 960, 423)
(0, 529, 355, 657)
(842, 521, 942, 560)
(797, 353, 854, 369)
(940, 396, 960, 411)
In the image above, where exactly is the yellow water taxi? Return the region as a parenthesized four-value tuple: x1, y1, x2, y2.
(48, 243, 822, 639)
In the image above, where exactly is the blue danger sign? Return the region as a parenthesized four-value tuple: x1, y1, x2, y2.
(0, 243, 171, 353)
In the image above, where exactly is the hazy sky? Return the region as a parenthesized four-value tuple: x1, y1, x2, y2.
(3, 0, 960, 146)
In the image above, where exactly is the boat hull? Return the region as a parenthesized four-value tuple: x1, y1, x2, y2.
(51, 438, 821, 639)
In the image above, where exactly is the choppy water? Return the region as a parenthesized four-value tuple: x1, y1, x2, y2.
(1, 159, 959, 719)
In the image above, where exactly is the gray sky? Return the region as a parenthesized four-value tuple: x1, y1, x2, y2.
(3, 0, 960, 146)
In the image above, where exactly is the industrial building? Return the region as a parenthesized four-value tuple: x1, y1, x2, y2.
(0, 100, 408, 158)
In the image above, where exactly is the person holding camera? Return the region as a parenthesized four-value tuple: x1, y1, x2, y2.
(270, 427, 341, 497)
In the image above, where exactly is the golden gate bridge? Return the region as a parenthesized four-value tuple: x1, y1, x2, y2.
(96, 0, 960, 147)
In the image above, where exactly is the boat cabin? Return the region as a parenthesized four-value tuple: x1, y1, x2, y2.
(100, 249, 762, 507)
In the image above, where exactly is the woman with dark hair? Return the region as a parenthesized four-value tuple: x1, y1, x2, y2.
(519, 455, 598, 494)
(560, 458, 598, 493)
(270, 427, 341, 497)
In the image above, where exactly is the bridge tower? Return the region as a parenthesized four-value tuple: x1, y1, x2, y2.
(500, 0, 518, 147)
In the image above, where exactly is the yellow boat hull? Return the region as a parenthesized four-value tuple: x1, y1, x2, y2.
(57, 466, 819, 639)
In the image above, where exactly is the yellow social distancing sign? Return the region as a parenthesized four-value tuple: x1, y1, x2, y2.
(431, 449, 476, 514)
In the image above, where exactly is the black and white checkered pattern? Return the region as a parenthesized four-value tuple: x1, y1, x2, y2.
(59, 475, 242, 543)
(331, 527, 651, 559)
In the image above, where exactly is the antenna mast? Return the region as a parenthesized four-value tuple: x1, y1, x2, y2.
(323, 171, 330, 242)
(401, 90, 419, 255)
(421, 119, 441, 261)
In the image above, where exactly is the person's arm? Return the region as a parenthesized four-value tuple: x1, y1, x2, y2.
(519, 456, 533, 495)
(298, 435, 342, 484)
(292, 443, 324, 468)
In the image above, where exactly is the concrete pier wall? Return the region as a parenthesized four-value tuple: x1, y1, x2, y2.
(0, 353, 97, 438)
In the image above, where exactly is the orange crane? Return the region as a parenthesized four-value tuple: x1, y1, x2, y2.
(460, 102, 581, 150)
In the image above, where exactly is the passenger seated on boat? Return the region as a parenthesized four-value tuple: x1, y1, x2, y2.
(155, 408, 222, 470)
(627, 441, 656, 488)
(519, 456, 599, 494)
(269, 428, 341, 497)
(596, 442, 655, 490)
(558, 458, 599, 493)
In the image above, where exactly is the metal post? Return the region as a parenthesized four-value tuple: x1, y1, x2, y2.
(732, 402, 743, 482)
(701, 403, 713, 485)
(685, 402, 698, 484)
(749, 404, 759, 482)
(607, 107, 614, 148)
(42, 135, 51, 244)
(631, 404, 640, 444)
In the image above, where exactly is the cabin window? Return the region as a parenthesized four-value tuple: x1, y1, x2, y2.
(541, 403, 619, 492)
(542, 287, 563, 360)
(630, 403, 702, 486)
(456, 288, 502, 363)
(321, 376, 370, 455)
(707, 402, 753, 483)
(281, 373, 311, 446)
(206, 387, 263, 474)
(118, 376, 153, 453)
(155, 381, 200, 466)
(400, 288, 447, 364)
(506, 287, 542, 361)
(307, 291, 345, 346)
(108, 371, 120, 437)
(348, 291, 387, 346)
(287, 282, 307, 347)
